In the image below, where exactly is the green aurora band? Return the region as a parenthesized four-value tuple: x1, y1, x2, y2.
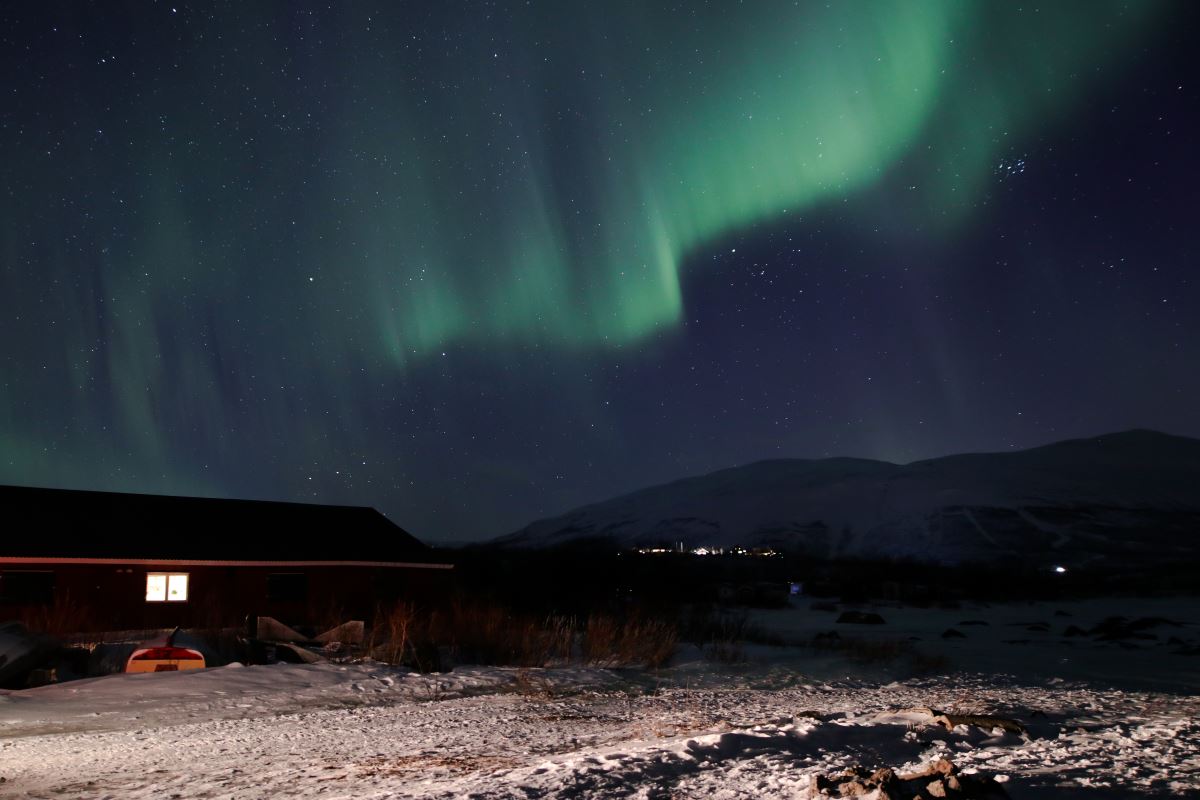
(0, 1, 1169, 499)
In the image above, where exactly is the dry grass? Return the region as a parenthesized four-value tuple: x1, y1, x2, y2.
(367, 600, 678, 672)
(581, 614, 677, 668)
(681, 606, 784, 663)
(368, 601, 418, 666)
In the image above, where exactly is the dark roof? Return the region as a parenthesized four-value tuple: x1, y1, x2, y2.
(0, 485, 434, 563)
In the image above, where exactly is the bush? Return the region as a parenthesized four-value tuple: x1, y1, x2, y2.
(368, 600, 677, 671)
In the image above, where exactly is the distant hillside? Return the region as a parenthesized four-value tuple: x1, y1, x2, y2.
(497, 430, 1200, 567)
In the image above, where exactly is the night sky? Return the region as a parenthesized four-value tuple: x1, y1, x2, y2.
(2, 1, 1197, 541)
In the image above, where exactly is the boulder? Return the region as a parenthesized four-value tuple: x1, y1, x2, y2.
(255, 616, 309, 643)
(272, 642, 324, 664)
(315, 620, 364, 645)
(0, 622, 58, 689)
(813, 630, 841, 645)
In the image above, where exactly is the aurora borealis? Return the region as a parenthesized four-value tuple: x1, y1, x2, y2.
(2, 2, 1197, 540)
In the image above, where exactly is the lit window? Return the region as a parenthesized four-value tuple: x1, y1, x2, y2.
(146, 573, 189, 602)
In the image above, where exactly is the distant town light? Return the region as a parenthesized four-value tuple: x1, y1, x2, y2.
(631, 545, 778, 557)
(1054, 566, 1067, 574)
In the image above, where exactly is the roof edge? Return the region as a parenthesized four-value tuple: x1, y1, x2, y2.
(0, 557, 453, 569)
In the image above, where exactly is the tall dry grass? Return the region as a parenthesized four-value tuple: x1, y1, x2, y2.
(367, 600, 677, 672)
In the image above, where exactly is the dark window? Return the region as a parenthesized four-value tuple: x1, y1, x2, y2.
(0, 571, 55, 605)
(266, 573, 307, 603)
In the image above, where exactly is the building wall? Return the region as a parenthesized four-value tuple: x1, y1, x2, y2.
(0, 563, 452, 633)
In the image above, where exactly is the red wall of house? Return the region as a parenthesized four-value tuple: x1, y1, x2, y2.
(0, 563, 452, 633)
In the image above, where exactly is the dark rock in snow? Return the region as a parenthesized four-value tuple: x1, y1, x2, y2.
(256, 616, 309, 643)
(315, 620, 364, 645)
(272, 642, 324, 664)
(25, 667, 57, 687)
(836, 611, 886, 625)
(813, 631, 841, 645)
(812, 757, 1010, 798)
(1091, 616, 1180, 641)
(89, 642, 137, 675)
(958, 620, 989, 626)
(932, 713, 1026, 735)
(942, 628, 967, 639)
(1063, 625, 1089, 637)
(0, 622, 59, 689)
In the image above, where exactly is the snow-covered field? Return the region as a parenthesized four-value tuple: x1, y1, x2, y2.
(2, 598, 1199, 798)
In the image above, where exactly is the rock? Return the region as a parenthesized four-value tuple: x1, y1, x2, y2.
(272, 642, 324, 664)
(25, 667, 57, 687)
(0, 622, 58, 689)
(836, 611, 886, 625)
(255, 616, 309, 643)
(942, 628, 966, 639)
(1063, 625, 1088, 637)
(958, 620, 989, 626)
(933, 714, 1026, 735)
(89, 642, 137, 675)
(817, 758, 1008, 799)
(869, 767, 897, 785)
(314, 620, 364, 645)
(1092, 616, 1181, 641)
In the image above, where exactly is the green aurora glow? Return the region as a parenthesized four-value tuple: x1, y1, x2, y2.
(0, 1, 1175, 527)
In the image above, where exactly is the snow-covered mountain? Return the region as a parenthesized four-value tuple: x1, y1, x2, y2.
(498, 430, 1200, 566)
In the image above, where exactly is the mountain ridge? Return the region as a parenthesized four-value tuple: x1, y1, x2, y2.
(497, 430, 1200, 567)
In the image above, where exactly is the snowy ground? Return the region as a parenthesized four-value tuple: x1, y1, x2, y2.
(745, 596, 1200, 692)
(2, 598, 1199, 799)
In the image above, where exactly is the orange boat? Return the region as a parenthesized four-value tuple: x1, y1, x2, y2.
(125, 628, 205, 673)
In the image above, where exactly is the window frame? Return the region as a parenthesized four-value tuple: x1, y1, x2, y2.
(145, 572, 190, 603)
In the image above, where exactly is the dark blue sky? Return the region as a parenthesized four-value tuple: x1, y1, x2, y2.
(1, 2, 1196, 540)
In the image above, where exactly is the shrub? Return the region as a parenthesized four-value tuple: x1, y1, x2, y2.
(368, 600, 677, 671)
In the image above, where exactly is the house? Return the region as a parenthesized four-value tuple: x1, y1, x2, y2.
(0, 485, 453, 632)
